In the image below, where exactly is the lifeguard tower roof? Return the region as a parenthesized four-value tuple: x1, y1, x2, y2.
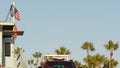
(0, 21, 24, 38)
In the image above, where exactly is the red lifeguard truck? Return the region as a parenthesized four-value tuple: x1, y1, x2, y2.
(39, 55, 76, 68)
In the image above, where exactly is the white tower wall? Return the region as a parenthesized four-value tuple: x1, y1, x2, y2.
(0, 26, 3, 66)
(2, 38, 14, 67)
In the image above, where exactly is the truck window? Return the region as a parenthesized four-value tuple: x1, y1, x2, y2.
(46, 61, 76, 68)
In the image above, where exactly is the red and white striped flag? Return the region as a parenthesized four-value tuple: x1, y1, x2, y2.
(10, 4, 20, 21)
(15, 8, 20, 21)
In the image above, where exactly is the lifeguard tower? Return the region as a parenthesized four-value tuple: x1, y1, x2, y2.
(0, 2, 24, 68)
(0, 22, 24, 67)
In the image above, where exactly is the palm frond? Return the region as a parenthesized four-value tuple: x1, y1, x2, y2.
(55, 46, 71, 55)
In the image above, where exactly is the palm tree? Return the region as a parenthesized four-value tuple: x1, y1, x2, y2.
(14, 47, 22, 55)
(103, 59, 109, 68)
(81, 41, 95, 68)
(110, 59, 118, 68)
(44, 55, 53, 60)
(104, 40, 119, 68)
(32, 51, 42, 68)
(55, 46, 71, 55)
(94, 54, 106, 68)
(73, 60, 81, 68)
(40, 61, 44, 67)
(13, 47, 23, 60)
(103, 59, 118, 68)
(104, 40, 119, 59)
(81, 41, 95, 56)
(83, 55, 95, 68)
(81, 65, 88, 68)
(28, 59, 34, 68)
(83, 54, 105, 68)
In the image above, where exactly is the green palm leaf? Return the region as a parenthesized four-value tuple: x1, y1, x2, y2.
(55, 46, 71, 55)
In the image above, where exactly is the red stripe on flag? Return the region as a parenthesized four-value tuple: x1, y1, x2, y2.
(15, 9, 20, 21)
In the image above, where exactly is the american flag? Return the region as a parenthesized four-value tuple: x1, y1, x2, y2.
(10, 4, 20, 21)
(15, 8, 20, 21)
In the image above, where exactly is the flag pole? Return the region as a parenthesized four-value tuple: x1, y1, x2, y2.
(12, 1, 15, 22)
(6, 1, 20, 22)
(5, 10, 10, 21)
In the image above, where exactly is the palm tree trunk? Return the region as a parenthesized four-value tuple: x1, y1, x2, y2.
(30, 64, 32, 68)
(97, 64, 101, 68)
(109, 50, 113, 68)
(86, 48, 90, 68)
(86, 48, 89, 56)
(36, 57, 39, 68)
(29, 61, 32, 68)
(93, 64, 95, 68)
(110, 50, 113, 59)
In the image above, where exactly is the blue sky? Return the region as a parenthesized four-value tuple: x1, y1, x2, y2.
(1, 0, 120, 68)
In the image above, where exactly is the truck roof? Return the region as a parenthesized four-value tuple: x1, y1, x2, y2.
(41, 55, 76, 68)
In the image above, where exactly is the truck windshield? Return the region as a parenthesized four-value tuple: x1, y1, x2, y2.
(46, 61, 76, 68)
